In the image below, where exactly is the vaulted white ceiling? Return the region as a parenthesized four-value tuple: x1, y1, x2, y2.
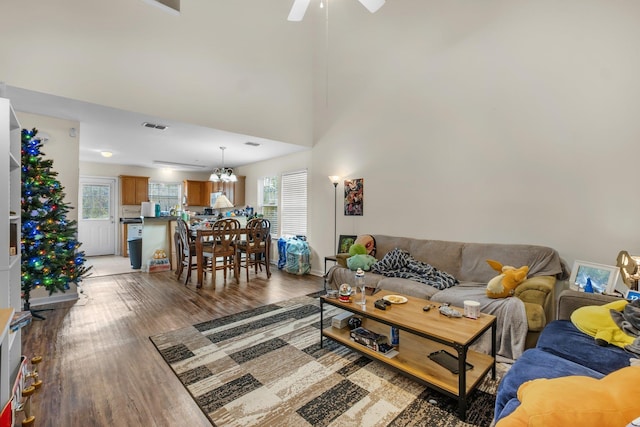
(1, 0, 319, 169)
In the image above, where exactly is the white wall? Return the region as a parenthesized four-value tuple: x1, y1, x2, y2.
(16, 112, 80, 222)
(1, 0, 313, 147)
(9, 1, 640, 278)
(16, 112, 82, 305)
(243, 1, 640, 275)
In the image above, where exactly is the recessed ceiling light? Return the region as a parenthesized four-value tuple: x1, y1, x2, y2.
(245, 141, 261, 147)
(100, 151, 113, 158)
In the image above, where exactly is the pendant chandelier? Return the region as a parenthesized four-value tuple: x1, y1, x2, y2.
(209, 146, 237, 183)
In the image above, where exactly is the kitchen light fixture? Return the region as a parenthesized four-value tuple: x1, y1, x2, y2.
(213, 194, 234, 209)
(100, 151, 113, 158)
(209, 146, 237, 183)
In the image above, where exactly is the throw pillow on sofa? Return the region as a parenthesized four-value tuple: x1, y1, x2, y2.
(495, 366, 640, 427)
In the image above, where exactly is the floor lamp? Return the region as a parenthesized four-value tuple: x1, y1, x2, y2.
(328, 176, 340, 254)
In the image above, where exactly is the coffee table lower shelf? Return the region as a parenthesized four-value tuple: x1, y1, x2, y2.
(321, 326, 494, 419)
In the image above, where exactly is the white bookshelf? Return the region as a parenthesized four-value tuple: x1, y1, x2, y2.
(0, 97, 22, 408)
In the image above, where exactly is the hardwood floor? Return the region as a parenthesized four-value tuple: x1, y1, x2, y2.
(20, 267, 324, 427)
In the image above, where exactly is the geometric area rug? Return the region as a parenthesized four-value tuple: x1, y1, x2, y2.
(150, 293, 507, 427)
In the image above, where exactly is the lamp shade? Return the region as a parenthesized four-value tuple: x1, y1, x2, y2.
(213, 194, 234, 209)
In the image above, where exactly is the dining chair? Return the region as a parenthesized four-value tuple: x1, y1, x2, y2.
(175, 219, 196, 285)
(237, 218, 272, 281)
(196, 218, 241, 287)
(174, 229, 183, 278)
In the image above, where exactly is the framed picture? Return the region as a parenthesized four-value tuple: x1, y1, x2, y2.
(569, 260, 620, 294)
(344, 178, 363, 216)
(337, 235, 357, 254)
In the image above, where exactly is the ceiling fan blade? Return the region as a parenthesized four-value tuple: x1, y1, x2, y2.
(288, 0, 311, 21)
(357, 0, 385, 13)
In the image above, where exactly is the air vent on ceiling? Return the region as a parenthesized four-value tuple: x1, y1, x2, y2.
(245, 141, 261, 147)
(142, 122, 168, 130)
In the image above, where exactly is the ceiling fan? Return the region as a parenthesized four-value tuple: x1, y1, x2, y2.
(288, 0, 385, 21)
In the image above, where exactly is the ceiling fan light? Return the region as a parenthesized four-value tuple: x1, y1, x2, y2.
(358, 0, 385, 13)
(209, 172, 220, 182)
(288, 0, 311, 21)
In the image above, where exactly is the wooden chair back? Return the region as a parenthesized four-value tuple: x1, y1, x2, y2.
(245, 218, 271, 249)
(238, 218, 272, 280)
(210, 218, 241, 256)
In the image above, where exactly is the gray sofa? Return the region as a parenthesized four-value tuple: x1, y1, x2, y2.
(494, 290, 634, 425)
(326, 235, 568, 360)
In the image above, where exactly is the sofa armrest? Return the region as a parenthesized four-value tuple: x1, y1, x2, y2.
(335, 253, 350, 268)
(514, 276, 555, 331)
(556, 289, 621, 321)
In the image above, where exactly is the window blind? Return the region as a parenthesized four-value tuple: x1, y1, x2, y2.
(280, 169, 307, 237)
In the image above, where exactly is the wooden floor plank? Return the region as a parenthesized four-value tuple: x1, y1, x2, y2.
(20, 267, 324, 427)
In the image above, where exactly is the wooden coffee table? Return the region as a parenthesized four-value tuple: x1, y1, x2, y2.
(320, 290, 496, 421)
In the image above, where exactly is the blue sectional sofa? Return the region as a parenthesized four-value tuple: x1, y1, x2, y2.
(494, 290, 634, 424)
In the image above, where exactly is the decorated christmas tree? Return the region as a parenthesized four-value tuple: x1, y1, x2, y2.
(21, 128, 91, 314)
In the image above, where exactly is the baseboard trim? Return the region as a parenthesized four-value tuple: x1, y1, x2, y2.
(29, 291, 79, 307)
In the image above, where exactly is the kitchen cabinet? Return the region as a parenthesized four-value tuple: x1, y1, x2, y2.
(231, 176, 246, 207)
(120, 175, 149, 205)
(185, 177, 246, 208)
(211, 176, 246, 207)
(0, 98, 22, 408)
(183, 180, 209, 207)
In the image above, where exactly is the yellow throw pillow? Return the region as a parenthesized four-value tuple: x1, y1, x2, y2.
(496, 366, 640, 427)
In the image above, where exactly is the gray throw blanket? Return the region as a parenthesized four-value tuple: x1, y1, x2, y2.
(430, 284, 528, 362)
(370, 248, 458, 290)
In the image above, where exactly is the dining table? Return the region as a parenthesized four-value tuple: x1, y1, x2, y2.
(192, 223, 271, 287)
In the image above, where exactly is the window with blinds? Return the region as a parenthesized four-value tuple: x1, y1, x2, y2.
(280, 169, 307, 237)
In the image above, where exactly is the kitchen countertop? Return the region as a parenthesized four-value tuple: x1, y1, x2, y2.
(141, 216, 179, 223)
(120, 217, 143, 224)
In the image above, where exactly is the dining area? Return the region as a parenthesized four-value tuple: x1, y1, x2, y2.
(174, 217, 272, 288)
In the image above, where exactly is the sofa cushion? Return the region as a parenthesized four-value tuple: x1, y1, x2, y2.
(536, 320, 631, 375)
(494, 348, 605, 423)
(496, 366, 640, 427)
(458, 242, 564, 283)
(372, 235, 464, 278)
(377, 277, 439, 300)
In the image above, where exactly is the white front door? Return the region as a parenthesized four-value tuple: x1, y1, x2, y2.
(78, 177, 116, 256)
